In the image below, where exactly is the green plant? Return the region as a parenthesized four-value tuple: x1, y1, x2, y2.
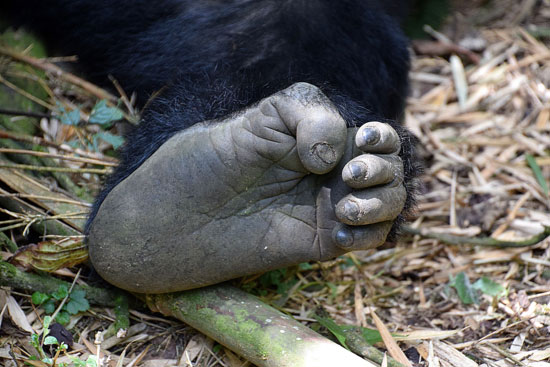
(30, 316, 66, 365)
(30, 316, 98, 366)
(32, 285, 90, 325)
(450, 272, 507, 305)
(56, 99, 126, 152)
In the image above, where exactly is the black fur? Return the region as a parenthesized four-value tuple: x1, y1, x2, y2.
(2, 0, 418, 236)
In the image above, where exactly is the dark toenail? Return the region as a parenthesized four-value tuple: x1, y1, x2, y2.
(334, 227, 353, 248)
(361, 127, 380, 145)
(349, 162, 365, 180)
(343, 201, 360, 220)
(311, 142, 336, 165)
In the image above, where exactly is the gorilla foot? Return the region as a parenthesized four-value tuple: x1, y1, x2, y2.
(87, 83, 406, 293)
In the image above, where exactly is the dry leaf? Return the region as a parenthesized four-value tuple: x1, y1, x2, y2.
(371, 309, 412, 367)
(2, 290, 33, 333)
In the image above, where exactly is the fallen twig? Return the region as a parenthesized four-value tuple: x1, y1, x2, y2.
(0, 163, 110, 175)
(0, 148, 117, 166)
(402, 225, 550, 247)
(0, 46, 117, 102)
(0, 130, 118, 162)
(0, 107, 51, 119)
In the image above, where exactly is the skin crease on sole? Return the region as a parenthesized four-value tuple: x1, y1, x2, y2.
(87, 83, 406, 293)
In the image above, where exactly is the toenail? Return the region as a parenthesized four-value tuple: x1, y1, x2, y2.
(343, 201, 360, 220)
(311, 142, 336, 165)
(334, 227, 353, 248)
(349, 162, 366, 180)
(361, 127, 380, 145)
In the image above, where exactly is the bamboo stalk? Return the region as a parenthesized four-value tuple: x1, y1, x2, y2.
(146, 285, 377, 367)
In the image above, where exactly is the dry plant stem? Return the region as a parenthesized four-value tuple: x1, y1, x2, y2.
(370, 310, 411, 367)
(0, 107, 50, 119)
(0, 163, 109, 175)
(0, 193, 90, 207)
(0, 130, 118, 162)
(0, 46, 117, 102)
(0, 139, 89, 201)
(0, 46, 136, 122)
(107, 75, 139, 124)
(145, 285, 378, 367)
(0, 187, 81, 236)
(0, 148, 117, 166)
(485, 343, 525, 366)
(0, 74, 54, 109)
(402, 225, 550, 247)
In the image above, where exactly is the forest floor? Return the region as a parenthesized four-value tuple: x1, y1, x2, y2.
(1, 1, 550, 366)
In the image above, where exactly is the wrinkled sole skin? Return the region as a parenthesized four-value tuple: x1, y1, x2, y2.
(88, 83, 406, 293)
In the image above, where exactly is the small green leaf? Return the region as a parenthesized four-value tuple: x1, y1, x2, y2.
(68, 355, 87, 367)
(31, 333, 40, 348)
(43, 315, 53, 330)
(66, 139, 83, 149)
(94, 131, 125, 149)
(450, 272, 478, 305)
(65, 296, 89, 314)
(71, 289, 86, 300)
(299, 262, 313, 270)
(472, 277, 507, 298)
(89, 100, 124, 125)
(325, 282, 338, 301)
(86, 355, 98, 367)
(31, 291, 50, 305)
(43, 300, 56, 314)
(314, 315, 348, 349)
(55, 311, 70, 325)
(526, 154, 549, 196)
(59, 108, 81, 125)
(63, 301, 79, 315)
(359, 327, 383, 345)
(43, 336, 59, 345)
(55, 101, 66, 113)
(52, 285, 68, 301)
(340, 325, 383, 345)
